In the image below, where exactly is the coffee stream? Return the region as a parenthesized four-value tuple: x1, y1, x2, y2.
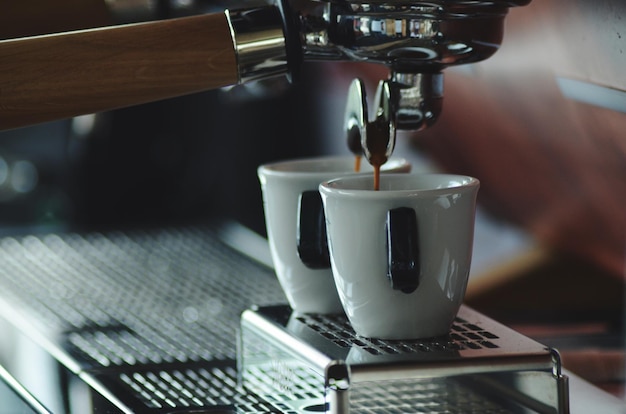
(347, 121, 384, 190)
(345, 77, 396, 190)
(354, 155, 362, 173)
(364, 116, 393, 191)
(353, 153, 382, 191)
(352, 150, 383, 191)
(346, 95, 392, 190)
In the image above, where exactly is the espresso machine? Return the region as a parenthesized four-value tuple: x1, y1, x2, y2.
(1, 0, 530, 133)
(0, 0, 525, 231)
(0, 0, 532, 230)
(0, 1, 624, 413)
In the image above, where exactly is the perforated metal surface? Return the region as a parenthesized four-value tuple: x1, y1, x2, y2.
(116, 363, 273, 411)
(241, 349, 524, 414)
(0, 224, 286, 412)
(242, 356, 525, 414)
(240, 305, 567, 414)
(293, 313, 501, 355)
(0, 225, 566, 413)
(349, 378, 518, 414)
(0, 226, 284, 367)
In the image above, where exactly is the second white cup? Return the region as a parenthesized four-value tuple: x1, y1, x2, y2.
(258, 156, 411, 314)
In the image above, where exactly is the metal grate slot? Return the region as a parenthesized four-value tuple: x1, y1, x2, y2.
(0, 225, 285, 370)
(293, 313, 502, 355)
(117, 364, 276, 412)
(0, 224, 292, 412)
(244, 363, 325, 412)
(350, 378, 519, 414)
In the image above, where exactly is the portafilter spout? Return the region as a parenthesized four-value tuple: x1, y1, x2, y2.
(299, 0, 530, 163)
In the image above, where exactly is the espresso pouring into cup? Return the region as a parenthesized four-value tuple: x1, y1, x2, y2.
(258, 156, 411, 314)
(319, 173, 479, 339)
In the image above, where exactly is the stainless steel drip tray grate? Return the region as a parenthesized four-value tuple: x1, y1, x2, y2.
(239, 305, 571, 414)
(294, 312, 501, 355)
(87, 360, 279, 412)
(0, 223, 288, 413)
(0, 223, 570, 413)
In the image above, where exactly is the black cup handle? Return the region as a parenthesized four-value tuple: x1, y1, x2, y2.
(386, 207, 420, 294)
(297, 191, 331, 269)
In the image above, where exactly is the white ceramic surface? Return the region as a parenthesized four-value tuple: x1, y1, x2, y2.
(319, 173, 479, 338)
(258, 156, 411, 314)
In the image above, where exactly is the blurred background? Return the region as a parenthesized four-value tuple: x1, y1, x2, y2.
(0, 0, 624, 399)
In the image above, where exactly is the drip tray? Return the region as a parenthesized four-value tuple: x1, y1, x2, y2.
(239, 305, 570, 414)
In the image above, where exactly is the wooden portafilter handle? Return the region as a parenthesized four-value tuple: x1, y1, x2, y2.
(0, 6, 291, 131)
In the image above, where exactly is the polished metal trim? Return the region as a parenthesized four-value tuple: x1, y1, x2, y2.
(348, 353, 554, 383)
(391, 72, 444, 130)
(241, 309, 332, 370)
(226, 6, 289, 84)
(0, 364, 51, 414)
(224, 9, 239, 82)
(240, 304, 570, 413)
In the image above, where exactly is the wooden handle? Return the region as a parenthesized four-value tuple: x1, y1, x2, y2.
(0, 13, 239, 130)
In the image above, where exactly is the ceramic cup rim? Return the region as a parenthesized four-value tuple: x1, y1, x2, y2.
(319, 173, 480, 199)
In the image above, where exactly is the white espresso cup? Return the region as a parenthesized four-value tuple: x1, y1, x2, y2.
(319, 173, 479, 338)
(258, 156, 411, 314)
